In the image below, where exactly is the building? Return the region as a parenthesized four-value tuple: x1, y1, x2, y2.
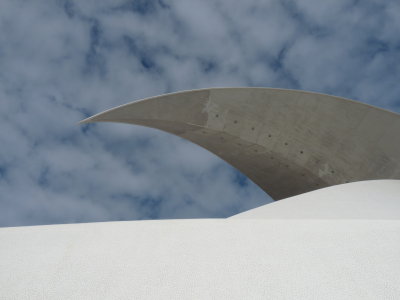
(1, 88, 399, 299)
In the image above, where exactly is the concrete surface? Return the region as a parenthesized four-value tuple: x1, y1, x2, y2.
(1, 221, 400, 299)
(1, 180, 400, 299)
(81, 88, 400, 200)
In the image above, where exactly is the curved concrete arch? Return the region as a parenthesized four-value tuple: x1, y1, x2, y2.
(81, 88, 400, 200)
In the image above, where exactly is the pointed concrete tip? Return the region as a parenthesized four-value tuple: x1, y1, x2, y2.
(79, 116, 95, 125)
(79, 113, 106, 125)
(78, 99, 140, 126)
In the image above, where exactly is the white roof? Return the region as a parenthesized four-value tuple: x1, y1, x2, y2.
(1, 180, 400, 299)
(232, 180, 400, 219)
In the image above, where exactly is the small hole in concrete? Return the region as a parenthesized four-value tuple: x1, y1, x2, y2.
(234, 120, 238, 124)
(215, 114, 219, 118)
(268, 134, 272, 138)
(300, 151, 304, 154)
(284, 142, 288, 146)
(331, 170, 335, 174)
(251, 127, 255, 130)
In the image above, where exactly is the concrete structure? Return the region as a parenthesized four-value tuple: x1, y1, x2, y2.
(1, 88, 400, 299)
(81, 88, 400, 199)
(1, 180, 400, 299)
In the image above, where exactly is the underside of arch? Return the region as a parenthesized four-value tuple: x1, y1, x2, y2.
(81, 88, 400, 200)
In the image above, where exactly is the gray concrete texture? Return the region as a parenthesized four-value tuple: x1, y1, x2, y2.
(81, 88, 400, 200)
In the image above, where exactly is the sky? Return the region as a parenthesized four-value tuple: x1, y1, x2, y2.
(1, 0, 399, 227)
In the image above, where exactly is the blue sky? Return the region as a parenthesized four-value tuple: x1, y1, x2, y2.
(0, 0, 399, 226)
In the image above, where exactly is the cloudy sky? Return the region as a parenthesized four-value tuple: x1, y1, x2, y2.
(1, 0, 399, 227)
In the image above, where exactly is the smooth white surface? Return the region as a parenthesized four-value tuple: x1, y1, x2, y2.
(1, 181, 400, 299)
(1, 219, 400, 299)
(231, 180, 400, 219)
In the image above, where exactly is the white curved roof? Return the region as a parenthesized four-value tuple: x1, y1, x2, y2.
(1, 180, 400, 299)
(231, 180, 400, 219)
